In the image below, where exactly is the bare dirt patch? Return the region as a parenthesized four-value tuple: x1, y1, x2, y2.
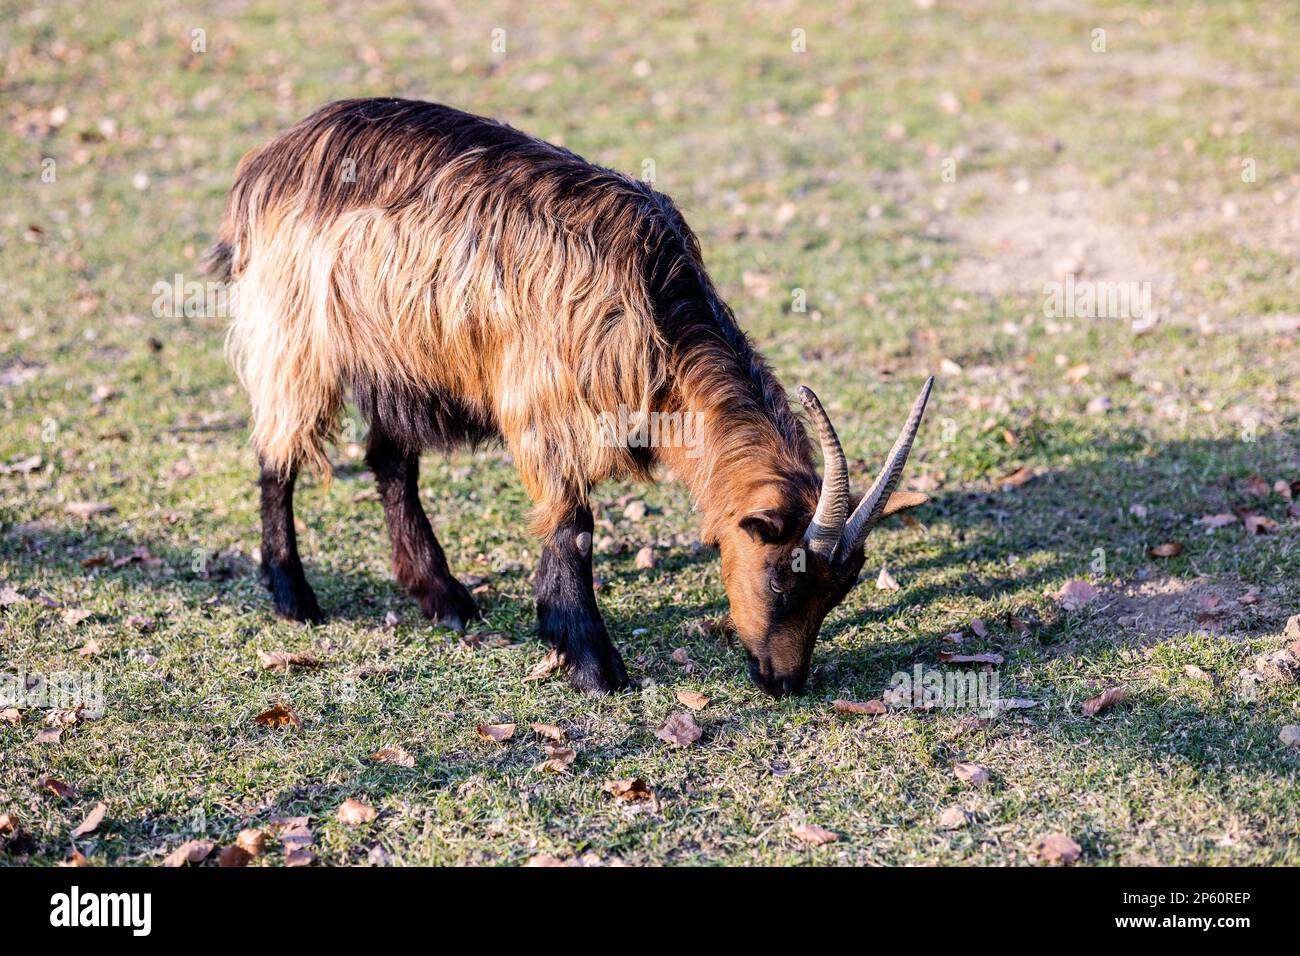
(1094, 575, 1283, 642)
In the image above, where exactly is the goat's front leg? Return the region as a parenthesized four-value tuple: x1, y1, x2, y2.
(259, 462, 323, 623)
(536, 505, 629, 694)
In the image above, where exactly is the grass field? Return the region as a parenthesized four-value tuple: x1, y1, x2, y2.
(2, 0, 1298, 866)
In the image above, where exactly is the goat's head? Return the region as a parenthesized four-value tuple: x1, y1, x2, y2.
(717, 377, 934, 697)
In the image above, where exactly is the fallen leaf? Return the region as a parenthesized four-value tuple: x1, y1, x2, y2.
(65, 501, 115, 518)
(996, 466, 1034, 490)
(1081, 685, 1128, 716)
(34, 727, 62, 745)
(833, 699, 886, 716)
(371, 746, 415, 767)
(39, 776, 76, 799)
(1280, 725, 1300, 748)
(218, 845, 252, 867)
(337, 798, 378, 825)
(675, 690, 710, 711)
(655, 711, 702, 747)
(163, 839, 215, 867)
(254, 703, 302, 730)
(953, 762, 990, 786)
(671, 648, 690, 665)
(77, 639, 104, 658)
(530, 722, 566, 742)
(284, 847, 315, 867)
(1031, 833, 1082, 864)
(939, 652, 1004, 665)
(0, 708, 19, 726)
(0, 813, 15, 835)
(969, 618, 988, 638)
(792, 823, 839, 846)
(71, 801, 106, 838)
(1184, 664, 1215, 683)
(477, 723, 515, 743)
(1148, 542, 1185, 559)
(236, 828, 267, 856)
(1243, 514, 1278, 535)
(60, 850, 90, 867)
(533, 745, 577, 773)
(60, 608, 92, 627)
(602, 778, 655, 802)
(876, 566, 900, 591)
(0, 585, 24, 607)
(522, 648, 563, 683)
(938, 806, 968, 829)
(995, 697, 1039, 711)
(46, 706, 84, 728)
(1242, 474, 1271, 497)
(256, 650, 322, 671)
(1198, 513, 1237, 529)
(1054, 579, 1099, 611)
(634, 546, 655, 570)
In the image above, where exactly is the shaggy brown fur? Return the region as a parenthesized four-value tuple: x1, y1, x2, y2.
(215, 98, 817, 541)
(211, 98, 925, 696)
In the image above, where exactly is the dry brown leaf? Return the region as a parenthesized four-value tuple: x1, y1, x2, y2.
(833, 699, 886, 716)
(34, 727, 62, 745)
(1054, 579, 1099, 611)
(256, 650, 322, 672)
(675, 690, 710, 711)
(996, 466, 1034, 489)
(39, 776, 76, 799)
(792, 823, 839, 846)
(602, 778, 655, 802)
(522, 648, 563, 683)
(163, 839, 215, 867)
(1198, 513, 1237, 529)
(59, 850, 90, 867)
(60, 608, 92, 627)
(969, 618, 988, 638)
(236, 828, 267, 856)
(1243, 514, 1278, 535)
(1082, 685, 1128, 716)
(1242, 474, 1271, 497)
(1183, 664, 1215, 683)
(477, 722, 515, 743)
(671, 648, 690, 665)
(1148, 542, 1185, 559)
(1280, 725, 1300, 748)
(217, 845, 252, 867)
(77, 638, 104, 658)
(953, 762, 991, 785)
(938, 806, 968, 829)
(634, 546, 656, 570)
(654, 711, 702, 747)
(0, 813, 15, 835)
(876, 566, 900, 591)
(0, 708, 20, 726)
(284, 847, 315, 867)
(882, 490, 930, 517)
(337, 798, 378, 825)
(938, 652, 1004, 665)
(1032, 833, 1082, 864)
(65, 501, 115, 518)
(533, 744, 577, 773)
(530, 722, 566, 742)
(371, 746, 415, 767)
(71, 801, 106, 838)
(254, 703, 302, 729)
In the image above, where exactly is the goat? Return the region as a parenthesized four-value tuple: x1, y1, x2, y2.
(208, 98, 933, 696)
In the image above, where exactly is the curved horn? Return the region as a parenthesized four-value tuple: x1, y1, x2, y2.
(838, 376, 934, 559)
(797, 386, 850, 560)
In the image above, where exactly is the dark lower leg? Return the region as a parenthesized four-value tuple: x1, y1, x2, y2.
(259, 463, 322, 623)
(367, 429, 477, 630)
(536, 505, 628, 694)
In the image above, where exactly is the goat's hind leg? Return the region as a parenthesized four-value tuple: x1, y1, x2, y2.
(366, 426, 478, 630)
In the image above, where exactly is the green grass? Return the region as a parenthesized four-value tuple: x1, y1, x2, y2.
(2, 0, 1298, 866)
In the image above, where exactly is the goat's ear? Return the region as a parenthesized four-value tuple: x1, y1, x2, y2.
(881, 491, 929, 518)
(739, 510, 787, 544)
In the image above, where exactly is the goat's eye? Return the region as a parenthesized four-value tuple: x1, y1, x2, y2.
(769, 579, 785, 595)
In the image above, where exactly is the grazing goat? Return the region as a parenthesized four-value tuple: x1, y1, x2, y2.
(209, 98, 933, 696)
